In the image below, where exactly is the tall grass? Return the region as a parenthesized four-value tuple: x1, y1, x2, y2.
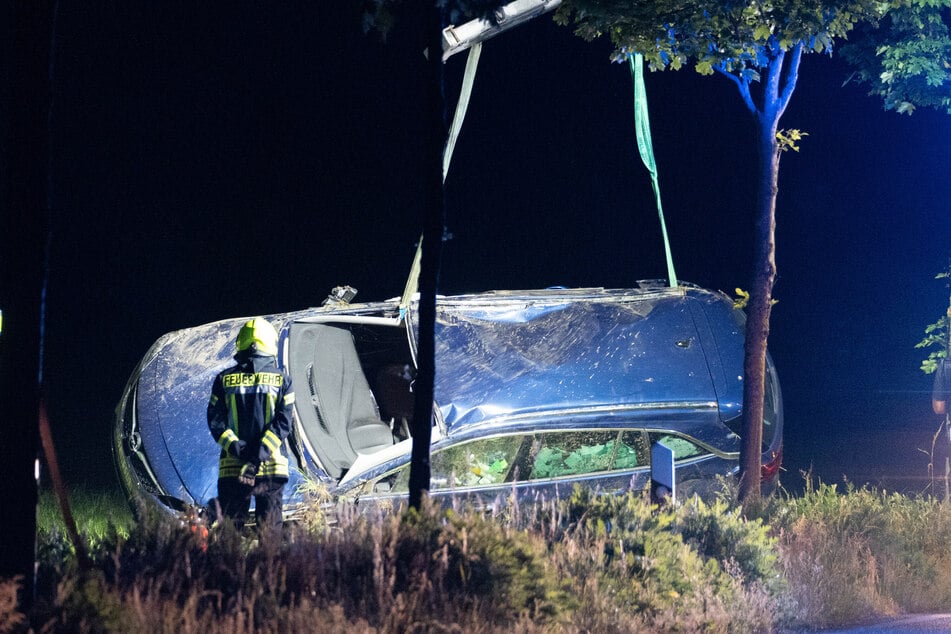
(36, 486, 133, 547)
(9, 479, 951, 632)
(773, 478, 951, 628)
(35, 486, 133, 569)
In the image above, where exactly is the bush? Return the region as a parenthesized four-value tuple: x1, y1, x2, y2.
(285, 498, 562, 628)
(543, 486, 783, 633)
(771, 478, 951, 628)
(0, 577, 25, 634)
(32, 495, 562, 632)
(27, 480, 951, 632)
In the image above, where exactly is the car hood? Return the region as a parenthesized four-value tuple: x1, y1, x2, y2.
(424, 287, 742, 431)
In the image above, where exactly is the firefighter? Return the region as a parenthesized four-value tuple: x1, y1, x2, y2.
(207, 317, 294, 537)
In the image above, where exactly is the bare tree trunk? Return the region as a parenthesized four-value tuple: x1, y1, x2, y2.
(409, 5, 445, 510)
(0, 0, 53, 606)
(737, 113, 780, 505)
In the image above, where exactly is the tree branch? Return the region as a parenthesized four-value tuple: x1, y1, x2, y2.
(763, 47, 785, 119)
(775, 42, 803, 120)
(715, 65, 757, 114)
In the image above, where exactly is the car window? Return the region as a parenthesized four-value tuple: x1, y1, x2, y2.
(369, 430, 656, 494)
(530, 431, 647, 479)
(379, 436, 525, 493)
(432, 436, 524, 488)
(650, 433, 706, 460)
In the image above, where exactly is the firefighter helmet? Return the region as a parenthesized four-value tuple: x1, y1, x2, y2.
(236, 317, 279, 356)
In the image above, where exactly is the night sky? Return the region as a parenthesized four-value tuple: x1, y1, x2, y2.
(37, 4, 950, 493)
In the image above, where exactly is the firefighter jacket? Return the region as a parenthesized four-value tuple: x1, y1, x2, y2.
(207, 351, 295, 480)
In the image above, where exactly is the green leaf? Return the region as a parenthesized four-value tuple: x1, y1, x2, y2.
(733, 288, 750, 309)
(776, 128, 809, 152)
(695, 59, 713, 75)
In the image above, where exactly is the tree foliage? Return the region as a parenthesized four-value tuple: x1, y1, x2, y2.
(555, 1, 878, 108)
(841, 0, 951, 114)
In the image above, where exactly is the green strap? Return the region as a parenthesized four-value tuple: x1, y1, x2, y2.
(630, 53, 678, 288)
(400, 235, 423, 321)
(403, 43, 483, 320)
(443, 42, 482, 181)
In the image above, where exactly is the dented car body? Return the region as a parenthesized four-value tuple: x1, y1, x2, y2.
(113, 282, 783, 518)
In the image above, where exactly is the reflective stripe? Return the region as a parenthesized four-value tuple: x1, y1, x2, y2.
(209, 394, 218, 407)
(219, 455, 248, 478)
(257, 452, 289, 478)
(228, 394, 238, 434)
(218, 453, 289, 479)
(218, 429, 239, 452)
(262, 429, 281, 453)
(284, 391, 295, 406)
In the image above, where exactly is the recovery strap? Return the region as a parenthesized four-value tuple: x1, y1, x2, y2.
(630, 53, 678, 288)
(402, 43, 483, 320)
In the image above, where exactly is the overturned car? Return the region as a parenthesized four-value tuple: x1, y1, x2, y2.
(113, 282, 783, 518)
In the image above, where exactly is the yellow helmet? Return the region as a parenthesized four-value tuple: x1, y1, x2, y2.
(235, 317, 279, 356)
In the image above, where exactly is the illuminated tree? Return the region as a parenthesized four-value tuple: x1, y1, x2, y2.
(841, 0, 951, 115)
(556, 0, 880, 503)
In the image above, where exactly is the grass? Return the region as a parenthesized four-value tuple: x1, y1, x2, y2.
(36, 486, 133, 549)
(772, 478, 951, 627)
(6, 477, 951, 632)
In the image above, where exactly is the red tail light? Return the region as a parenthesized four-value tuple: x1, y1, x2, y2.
(761, 446, 782, 481)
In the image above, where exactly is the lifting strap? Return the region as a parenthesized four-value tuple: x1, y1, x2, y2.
(630, 53, 678, 288)
(401, 43, 483, 320)
(403, 46, 679, 314)
(443, 42, 482, 181)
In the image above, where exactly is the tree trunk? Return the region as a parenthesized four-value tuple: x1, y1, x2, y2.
(0, 0, 53, 606)
(408, 6, 446, 510)
(737, 114, 781, 505)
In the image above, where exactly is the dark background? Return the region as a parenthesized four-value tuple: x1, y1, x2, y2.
(34, 4, 950, 493)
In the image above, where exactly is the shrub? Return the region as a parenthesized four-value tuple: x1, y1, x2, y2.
(43, 571, 135, 633)
(33, 494, 563, 632)
(28, 480, 951, 632)
(291, 498, 562, 628)
(0, 577, 25, 634)
(674, 496, 780, 588)
(772, 478, 951, 628)
(544, 486, 783, 632)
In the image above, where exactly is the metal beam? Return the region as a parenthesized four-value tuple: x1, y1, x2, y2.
(441, 0, 562, 61)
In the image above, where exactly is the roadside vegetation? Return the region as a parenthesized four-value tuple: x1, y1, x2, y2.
(5, 477, 951, 633)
